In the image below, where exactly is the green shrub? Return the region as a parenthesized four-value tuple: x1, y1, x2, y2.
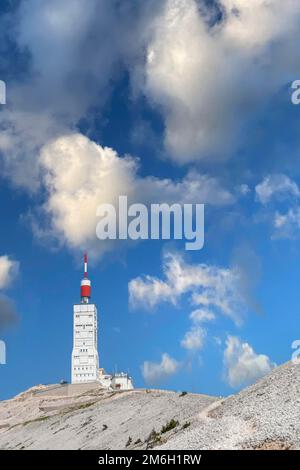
(161, 419, 179, 434)
(182, 421, 191, 429)
(145, 428, 161, 448)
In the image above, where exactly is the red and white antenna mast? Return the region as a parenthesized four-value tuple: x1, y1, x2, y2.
(80, 253, 91, 303)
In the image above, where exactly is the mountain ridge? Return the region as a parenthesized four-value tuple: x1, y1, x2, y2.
(0, 361, 299, 450)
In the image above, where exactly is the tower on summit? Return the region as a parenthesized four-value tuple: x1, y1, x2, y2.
(71, 253, 134, 390)
(71, 254, 99, 384)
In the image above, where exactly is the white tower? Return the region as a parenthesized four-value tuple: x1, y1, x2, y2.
(71, 254, 99, 384)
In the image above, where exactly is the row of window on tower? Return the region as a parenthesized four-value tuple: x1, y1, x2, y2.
(74, 366, 94, 371)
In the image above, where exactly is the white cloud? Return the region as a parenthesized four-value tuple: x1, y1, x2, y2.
(35, 133, 233, 258)
(38, 133, 137, 256)
(0, 1, 159, 190)
(0, 0, 109, 190)
(1, 1, 239, 258)
(238, 184, 251, 197)
(0, 110, 59, 192)
(190, 309, 215, 323)
(129, 251, 246, 325)
(224, 335, 275, 388)
(2, 0, 300, 192)
(139, 0, 300, 162)
(181, 326, 206, 351)
(142, 353, 180, 384)
(255, 174, 300, 204)
(129, 276, 174, 309)
(0, 256, 19, 289)
(255, 174, 300, 239)
(273, 208, 300, 239)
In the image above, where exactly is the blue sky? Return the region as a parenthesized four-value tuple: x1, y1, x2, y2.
(1, 0, 300, 400)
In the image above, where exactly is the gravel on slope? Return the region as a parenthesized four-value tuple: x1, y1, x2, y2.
(2, 361, 299, 450)
(158, 361, 300, 450)
(0, 388, 216, 450)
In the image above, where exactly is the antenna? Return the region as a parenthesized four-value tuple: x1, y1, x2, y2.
(84, 253, 88, 278)
(80, 253, 91, 303)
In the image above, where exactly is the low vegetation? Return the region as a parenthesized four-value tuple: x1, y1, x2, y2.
(145, 428, 161, 449)
(126, 436, 132, 447)
(161, 419, 179, 434)
(182, 421, 191, 430)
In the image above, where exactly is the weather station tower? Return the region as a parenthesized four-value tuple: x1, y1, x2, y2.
(71, 254, 134, 390)
(71, 254, 99, 384)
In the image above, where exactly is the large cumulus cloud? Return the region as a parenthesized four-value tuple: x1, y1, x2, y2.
(140, 0, 300, 162)
(36, 133, 233, 258)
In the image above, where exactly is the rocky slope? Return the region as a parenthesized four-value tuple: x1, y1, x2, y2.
(0, 386, 216, 450)
(1, 361, 299, 450)
(159, 361, 300, 450)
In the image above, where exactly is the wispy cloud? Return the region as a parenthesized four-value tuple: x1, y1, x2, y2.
(255, 174, 300, 205)
(190, 309, 216, 324)
(255, 174, 300, 239)
(129, 251, 247, 325)
(181, 326, 206, 351)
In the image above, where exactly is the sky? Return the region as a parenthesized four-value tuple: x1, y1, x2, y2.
(1, 0, 300, 400)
